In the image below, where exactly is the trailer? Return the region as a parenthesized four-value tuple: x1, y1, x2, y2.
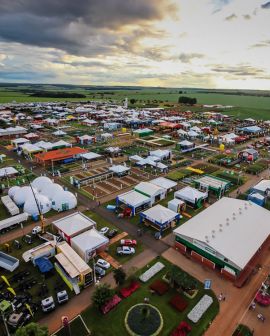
(1, 195, 19, 216)
(0, 212, 29, 233)
(0, 251, 19, 271)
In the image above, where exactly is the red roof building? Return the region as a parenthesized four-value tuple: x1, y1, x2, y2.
(35, 146, 86, 165)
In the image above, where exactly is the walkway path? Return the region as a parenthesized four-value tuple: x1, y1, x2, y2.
(40, 249, 157, 334)
(229, 167, 269, 197)
(163, 248, 270, 336)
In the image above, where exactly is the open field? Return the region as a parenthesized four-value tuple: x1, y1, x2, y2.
(1, 84, 270, 119)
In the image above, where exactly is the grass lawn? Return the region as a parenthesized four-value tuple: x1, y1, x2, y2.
(83, 210, 121, 232)
(54, 316, 90, 336)
(81, 257, 219, 336)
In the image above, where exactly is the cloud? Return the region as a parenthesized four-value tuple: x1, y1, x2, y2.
(211, 64, 264, 76)
(261, 2, 270, 9)
(225, 13, 237, 21)
(251, 40, 270, 48)
(0, 0, 176, 57)
(179, 53, 204, 63)
(243, 14, 251, 20)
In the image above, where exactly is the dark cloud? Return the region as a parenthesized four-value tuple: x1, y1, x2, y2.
(0, 0, 176, 57)
(0, 71, 55, 81)
(211, 65, 264, 76)
(179, 53, 204, 63)
(261, 2, 270, 9)
(225, 13, 237, 21)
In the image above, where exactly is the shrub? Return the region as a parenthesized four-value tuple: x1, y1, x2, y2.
(150, 280, 169, 295)
(169, 294, 188, 312)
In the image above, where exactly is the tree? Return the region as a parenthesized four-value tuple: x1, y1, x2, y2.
(178, 96, 197, 105)
(92, 283, 114, 309)
(130, 98, 136, 104)
(15, 323, 48, 336)
(113, 267, 126, 286)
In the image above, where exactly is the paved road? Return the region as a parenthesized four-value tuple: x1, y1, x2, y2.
(39, 249, 158, 334)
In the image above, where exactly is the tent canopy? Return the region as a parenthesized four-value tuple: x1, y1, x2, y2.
(175, 186, 208, 204)
(35, 257, 53, 273)
(141, 204, 179, 225)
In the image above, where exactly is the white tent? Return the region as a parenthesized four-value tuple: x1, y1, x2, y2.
(8, 186, 20, 199)
(150, 177, 177, 191)
(174, 186, 208, 204)
(32, 176, 53, 192)
(81, 152, 102, 160)
(52, 191, 77, 211)
(109, 165, 130, 174)
(168, 199, 185, 213)
(24, 194, 52, 216)
(13, 186, 38, 206)
(41, 183, 64, 200)
(0, 167, 18, 177)
(141, 204, 179, 225)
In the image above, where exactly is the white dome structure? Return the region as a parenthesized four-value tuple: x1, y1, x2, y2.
(41, 183, 64, 200)
(31, 176, 53, 193)
(8, 186, 20, 199)
(13, 186, 38, 206)
(24, 194, 52, 216)
(52, 191, 77, 211)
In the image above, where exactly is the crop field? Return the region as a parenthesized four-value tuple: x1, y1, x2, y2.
(1, 84, 270, 119)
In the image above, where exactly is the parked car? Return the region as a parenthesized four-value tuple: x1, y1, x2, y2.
(120, 239, 137, 246)
(99, 227, 109, 235)
(41, 296, 55, 313)
(57, 290, 69, 304)
(96, 259, 111, 269)
(95, 266, 106, 277)
(117, 246, 135, 255)
(107, 229, 118, 238)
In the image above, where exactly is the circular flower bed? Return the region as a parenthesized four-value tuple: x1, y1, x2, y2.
(125, 303, 163, 336)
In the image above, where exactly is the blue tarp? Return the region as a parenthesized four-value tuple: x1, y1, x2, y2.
(35, 257, 53, 273)
(241, 126, 262, 133)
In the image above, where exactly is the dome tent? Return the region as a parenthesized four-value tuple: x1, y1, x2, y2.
(32, 176, 53, 193)
(52, 191, 77, 211)
(41, 183, 63, 200)
(8, 186, 20, 199)
(13, 186, 38, 206)
(24, 194, 51, 216)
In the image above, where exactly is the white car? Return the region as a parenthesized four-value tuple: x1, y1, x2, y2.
(117, 246, 135, 255)
(99, 227, 109, 235)
(96, 258, 111, 269)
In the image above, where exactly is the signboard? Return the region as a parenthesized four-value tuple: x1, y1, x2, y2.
(204, 279, 212, 290)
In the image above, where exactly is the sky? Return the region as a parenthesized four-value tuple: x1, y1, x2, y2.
(0, 0, 270, 89)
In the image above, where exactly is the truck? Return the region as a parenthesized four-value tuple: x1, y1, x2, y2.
(41, 296, 55, 313)
(57, 290, 69, 304)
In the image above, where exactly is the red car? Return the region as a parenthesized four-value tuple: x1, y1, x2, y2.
(120, 239, 137, 246)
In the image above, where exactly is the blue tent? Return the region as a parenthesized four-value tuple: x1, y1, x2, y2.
(35, 257, 53, 273)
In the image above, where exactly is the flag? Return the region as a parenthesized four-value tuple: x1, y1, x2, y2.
(7, 287, 16, 296)
(25, 303, 34, 317)
(1, 275, 10, 287)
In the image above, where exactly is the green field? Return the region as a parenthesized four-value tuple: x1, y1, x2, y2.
(1, 84, 270, 119)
